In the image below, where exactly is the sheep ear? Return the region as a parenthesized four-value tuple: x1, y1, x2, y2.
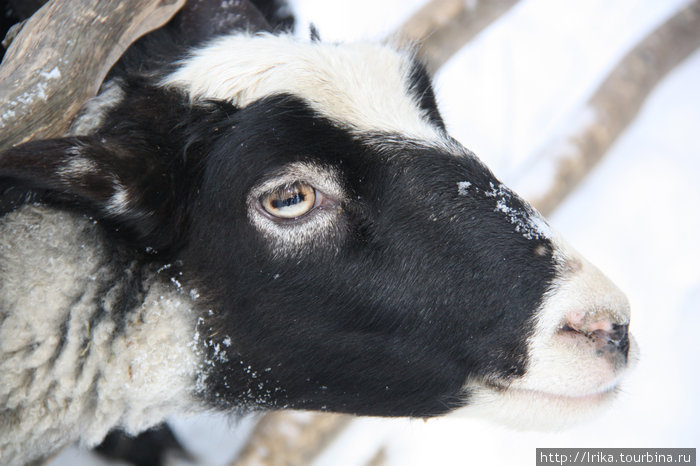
(0, 136, 182, 250)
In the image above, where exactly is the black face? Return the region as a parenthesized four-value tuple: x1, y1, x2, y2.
(178, 95, 557, 416)
(0, 80, 556, 418)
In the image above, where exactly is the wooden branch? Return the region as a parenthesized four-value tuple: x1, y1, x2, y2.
(393, 0, 520, 74)
(0, 0, 186, 151)
(521, 0, 700, 216)
(365, 447, 387, 466)
(230, 412, 352, 466)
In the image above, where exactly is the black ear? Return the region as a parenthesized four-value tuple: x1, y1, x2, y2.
(0, 136, 187, 252)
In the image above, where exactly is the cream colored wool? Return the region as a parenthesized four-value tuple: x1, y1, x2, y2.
(0, 206, 203, 466)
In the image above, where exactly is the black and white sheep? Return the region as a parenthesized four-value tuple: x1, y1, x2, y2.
(0, 5, 636, 466)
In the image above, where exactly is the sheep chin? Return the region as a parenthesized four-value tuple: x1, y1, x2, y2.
(451, 381, 622, 431)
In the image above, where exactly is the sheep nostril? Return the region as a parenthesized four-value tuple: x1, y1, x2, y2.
(608, 323, 630, 360)
(559, 318, 630, 362)
(609, 323, 629, 345)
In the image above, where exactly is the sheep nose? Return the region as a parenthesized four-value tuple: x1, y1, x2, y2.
(608, 323, 630, 355)
(561, 318, 630, 363)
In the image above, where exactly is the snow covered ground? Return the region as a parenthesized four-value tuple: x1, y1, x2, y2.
(52, 0, 700, 464)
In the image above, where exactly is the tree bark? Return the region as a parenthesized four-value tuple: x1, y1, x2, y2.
(394, 0, 520, 74)
(0, 0, 185, 150)
(521, 0, 700, 216)
(231, 411, 352, 466)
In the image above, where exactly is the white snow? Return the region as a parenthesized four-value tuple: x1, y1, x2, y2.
(485, 181, 552, 240)
(456, 181, 472, 195)
(0, 65, 63, 128)
(512, 105, 599, 201)
(434, 0, 691, 179)
(49, 0, 699, 464)
(40, 66, 62, 80)
(293, 0, 427, 42)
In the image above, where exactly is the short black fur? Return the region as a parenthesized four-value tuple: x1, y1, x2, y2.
(172, 95, 555, 416)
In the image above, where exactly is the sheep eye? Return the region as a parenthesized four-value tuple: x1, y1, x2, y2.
(261, 182, 316, 219)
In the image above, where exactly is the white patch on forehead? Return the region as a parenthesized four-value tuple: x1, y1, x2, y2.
(161, 33, 445, 143)
(485, 182, 553, 240)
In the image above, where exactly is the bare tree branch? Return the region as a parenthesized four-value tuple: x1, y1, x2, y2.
(0, 0, 185, 150)
(230, 412, 352, 466)
(365, 446, 387, 466)
(521, 0, 700, 216)
(394, 0, 520, 74)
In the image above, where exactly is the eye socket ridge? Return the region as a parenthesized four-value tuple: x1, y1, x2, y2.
(259, 181, 326, 221)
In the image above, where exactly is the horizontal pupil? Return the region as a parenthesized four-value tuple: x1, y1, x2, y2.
(271, 191, 305, 209)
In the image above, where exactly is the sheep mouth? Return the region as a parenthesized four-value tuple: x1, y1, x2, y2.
(480, 374, 622, 404)
(501, 384, 620, 406)
(451, 378, 623, 430)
